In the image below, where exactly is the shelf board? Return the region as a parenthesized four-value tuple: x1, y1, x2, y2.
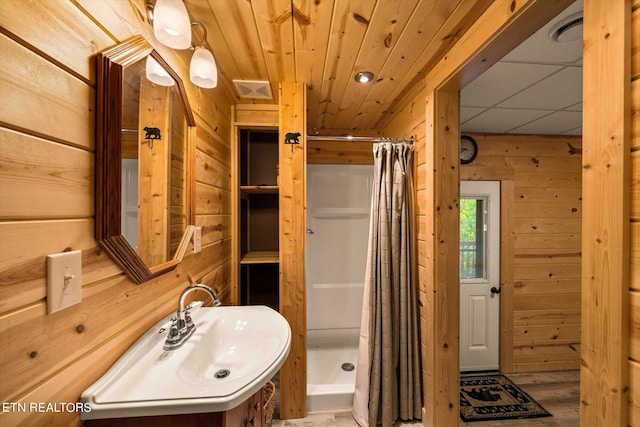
(240, 185, 279, 195)
(241, 251, 280, 264)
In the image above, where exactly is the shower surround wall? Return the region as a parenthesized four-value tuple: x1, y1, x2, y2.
(306, 164, 372, 411)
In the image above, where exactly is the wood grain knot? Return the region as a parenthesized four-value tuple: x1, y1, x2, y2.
(384, 33, 393, 48)
(76, 324, 85, 334)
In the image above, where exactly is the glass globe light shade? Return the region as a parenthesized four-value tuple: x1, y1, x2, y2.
(190, 47, 217, 89)
(145, 56, 175, 86)
(153, 0, 191, 49)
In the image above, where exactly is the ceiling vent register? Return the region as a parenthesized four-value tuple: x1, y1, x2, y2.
(233, 80, 273, 100)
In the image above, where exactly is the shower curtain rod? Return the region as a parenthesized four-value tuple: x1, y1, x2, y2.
(306, 135, 414, 144)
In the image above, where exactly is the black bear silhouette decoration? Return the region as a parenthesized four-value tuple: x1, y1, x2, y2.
(284, 132, 300, 145)
(144, 127, 162, 140)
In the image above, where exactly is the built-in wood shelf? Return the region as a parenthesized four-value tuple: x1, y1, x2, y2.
(240, 186, 279, 198)
(240, 251, 279, 264)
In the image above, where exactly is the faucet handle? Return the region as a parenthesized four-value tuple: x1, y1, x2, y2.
(186, 301, 203, 311)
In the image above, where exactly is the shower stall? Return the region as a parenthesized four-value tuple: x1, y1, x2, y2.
(305, 163, 372, 412)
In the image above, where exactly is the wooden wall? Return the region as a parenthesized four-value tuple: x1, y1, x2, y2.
(278, 83, 307, 419)
(460, 133, 582, 373)
(630, 0, 640, 424)
(580, 0, 633, 424)
(0, 1, 234, 425)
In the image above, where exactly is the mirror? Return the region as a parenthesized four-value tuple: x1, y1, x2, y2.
(96, 36, 196, 284)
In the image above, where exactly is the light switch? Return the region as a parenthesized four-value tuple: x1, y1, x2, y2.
(193, 226, 202, 253)
(47, 250, 82, 314)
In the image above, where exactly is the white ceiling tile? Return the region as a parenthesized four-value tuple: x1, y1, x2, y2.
(461, 62, 562, 107)
(496, 66, 582, 110)
(501, 0, 582, 64)
(460, 107, 487, 123)
(509, 110, 582, 134)
(562, 126, 582, 135)
(461, 108, 552, 134)
(458, 0, 583, 136)
(564, 102, 582, 111)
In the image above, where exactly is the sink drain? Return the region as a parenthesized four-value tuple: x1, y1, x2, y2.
(214, 369, 230, 379)
(341, 362, 355, 372)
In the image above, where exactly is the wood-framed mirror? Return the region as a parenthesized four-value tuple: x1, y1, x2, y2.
(96, 36, 196, 284)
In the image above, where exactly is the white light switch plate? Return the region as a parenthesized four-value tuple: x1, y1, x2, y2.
(193, 226, 202, 253)
(47, 250, 82, 314)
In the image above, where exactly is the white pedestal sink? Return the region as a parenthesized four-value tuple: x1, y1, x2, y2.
(81, 305, 290, 420)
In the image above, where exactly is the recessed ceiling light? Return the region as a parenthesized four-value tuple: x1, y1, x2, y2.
(355, 71, 374, 83)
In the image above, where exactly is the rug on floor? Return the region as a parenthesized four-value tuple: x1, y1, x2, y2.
(460, 373, 551, 422)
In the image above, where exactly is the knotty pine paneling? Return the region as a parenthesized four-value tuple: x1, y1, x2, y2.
(631, 359, 640, 426)
(582, 0, 632, 422)
(633, 221, 640, 292)
(278, 82, 307, 419)
(634, 6, 640, 81)
(631, 17, 640, 427)
(0, 129, 94, 219)
(307, 140, 375, 164)
(634, 79, 639, 150)
(466, 134, 582, 372)
(633, 150, 640, 219)
(0, 0, 116, 83)
(0, 1, 234, 425)
(631, 291, 640, 361)
(0, 34, 95, 150)
(631, 6, 640, 424)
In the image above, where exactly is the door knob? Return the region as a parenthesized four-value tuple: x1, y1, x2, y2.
(490, 286, 501, 295)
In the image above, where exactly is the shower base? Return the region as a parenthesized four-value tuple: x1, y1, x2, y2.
(307, 329, 359, 412)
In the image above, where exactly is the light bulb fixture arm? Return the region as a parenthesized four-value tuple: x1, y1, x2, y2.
(190, 21, 209, 49)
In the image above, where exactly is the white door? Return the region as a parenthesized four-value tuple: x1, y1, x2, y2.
(460, 181, 500, 372)
(306, 164, 372, 331)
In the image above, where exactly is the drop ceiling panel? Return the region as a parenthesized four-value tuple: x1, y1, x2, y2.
(500, 0, 583, 65)
(461, 108, 552, 134)
(496, 66, 582, 110)
(460, 107, 487, 123)
(564, 102, 582, 112)
(461, 62, 563, 108)
(509, 110, 582, 134)
(562, 126, 582, 135)
(460, 0, 583, 136)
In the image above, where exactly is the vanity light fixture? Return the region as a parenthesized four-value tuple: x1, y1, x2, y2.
(152, 0, 191, 49)
(145, 56, 175, 86)
(147, 1, 218, 89)
(189, 22, 217, 89)
(355, 71, 374, 83)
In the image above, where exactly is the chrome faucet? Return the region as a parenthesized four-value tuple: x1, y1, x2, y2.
(163, 284, 221, 351)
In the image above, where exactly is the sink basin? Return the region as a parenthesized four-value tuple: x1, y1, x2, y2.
(81, 305, 291, 420)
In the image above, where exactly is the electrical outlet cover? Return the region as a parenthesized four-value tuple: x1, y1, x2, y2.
(47, 250, 82, 314)
(193, 226, 202, 253)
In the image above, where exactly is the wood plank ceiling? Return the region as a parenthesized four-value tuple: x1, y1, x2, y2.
(183, 0, 493, 133)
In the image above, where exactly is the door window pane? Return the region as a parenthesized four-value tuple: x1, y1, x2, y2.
(460, 197, 487, 280)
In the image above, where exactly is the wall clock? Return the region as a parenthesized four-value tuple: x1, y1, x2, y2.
(460, 135, 478, 164)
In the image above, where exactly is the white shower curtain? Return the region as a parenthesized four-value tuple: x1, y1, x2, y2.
(353, 142, 422, 427)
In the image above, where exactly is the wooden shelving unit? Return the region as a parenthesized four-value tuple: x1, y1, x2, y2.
(240, 250, 279, 264)
(240, 186, 279, 198)
(237, 129, 280, 310)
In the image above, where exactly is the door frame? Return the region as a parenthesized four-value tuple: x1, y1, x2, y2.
(422, 1, 630, 425)
(420, 1, 578, 425)
(459, 181, 501, 372)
